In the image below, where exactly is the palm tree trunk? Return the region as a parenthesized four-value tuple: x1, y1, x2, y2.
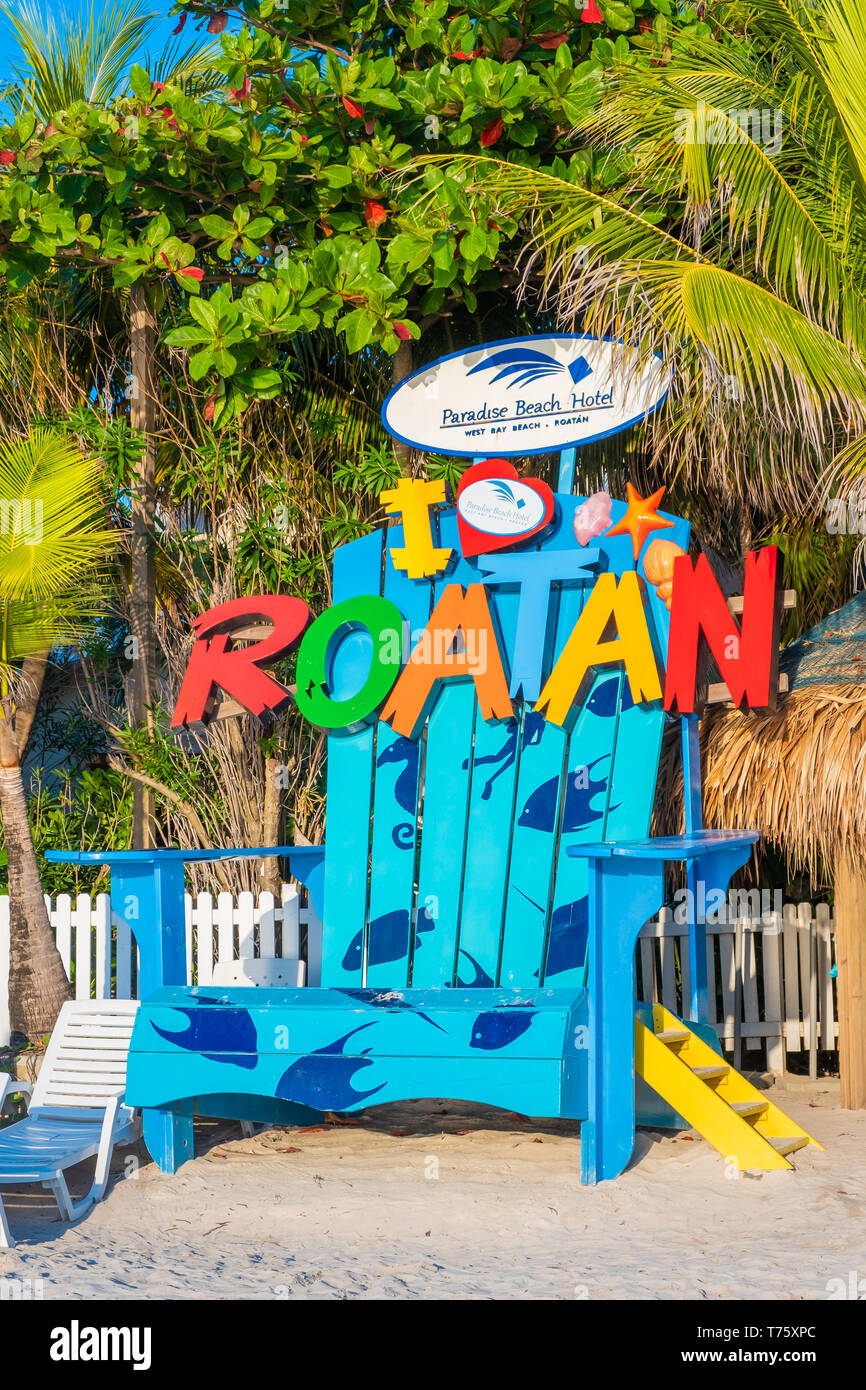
(128, 282, 158, 850)
(0, 657, 71, 1042)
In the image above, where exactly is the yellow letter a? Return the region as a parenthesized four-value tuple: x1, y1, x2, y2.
(534, 571, 661, 729)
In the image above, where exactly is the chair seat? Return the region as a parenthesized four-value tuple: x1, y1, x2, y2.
(0, 1116, 109, 1183)
(127, 984, 590, 1119)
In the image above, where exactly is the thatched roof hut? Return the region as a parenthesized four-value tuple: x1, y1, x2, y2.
(657, 592, 866, 1107)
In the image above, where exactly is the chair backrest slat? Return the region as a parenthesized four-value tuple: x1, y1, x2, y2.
(30, 1000, 139, 1111)
(366, 519, 434, 988)
(319, 527, 384, 987)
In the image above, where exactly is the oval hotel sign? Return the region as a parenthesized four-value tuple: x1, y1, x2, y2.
(381, 334, 671, 458)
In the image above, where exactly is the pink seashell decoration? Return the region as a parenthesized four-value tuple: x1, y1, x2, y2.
(573, 491, 613, 547)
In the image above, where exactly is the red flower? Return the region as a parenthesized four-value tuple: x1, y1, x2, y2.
(172, 9, 188, 35)
(581, 0, 604, 21)
(207, 11, 228, 34)
(452, 50, 480, 59)
(480, 116, 503, 147)
(536, 31, 570, 48)
(0, 151, 14, 165)
(299, 133, 308, 142)
(394, 322, 412, 341)
(229, 74, 251, 101)
(180, 266, 204, 281)
(342, 96, 364, 119)
(161, 106, 179, 129)
(364, 199, 387, 227)
(152, 81, 165, 94)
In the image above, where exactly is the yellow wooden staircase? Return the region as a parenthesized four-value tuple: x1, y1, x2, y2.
(636, 1003, 824, 1172)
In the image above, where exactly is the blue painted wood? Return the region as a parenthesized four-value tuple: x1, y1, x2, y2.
(367, 524, 432, 988)
(571, 830, 759, 1182)
(543, 505, 635, 988)
(411, 509, 479, 988)
(454, 570, 522, 988)
(126, 985, 590, 1121)
(498, 495, 592, 986)
(319, 528, 384, 986)
(681, 711, 705, 1020)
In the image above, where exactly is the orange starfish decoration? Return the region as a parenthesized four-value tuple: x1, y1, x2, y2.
(604, 483, 675, 562)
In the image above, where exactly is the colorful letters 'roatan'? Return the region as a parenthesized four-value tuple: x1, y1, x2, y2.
(170, 475, 785, 737)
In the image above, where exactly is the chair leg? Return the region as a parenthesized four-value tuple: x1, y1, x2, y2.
(45, 1174, 76, 1223)
(0, 1192, 15, 1248)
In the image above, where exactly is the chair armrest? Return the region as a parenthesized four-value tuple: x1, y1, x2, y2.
(0, 1073, 33, 1115)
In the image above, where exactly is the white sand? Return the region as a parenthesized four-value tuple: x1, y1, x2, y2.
(2, 1077, 864, 1299)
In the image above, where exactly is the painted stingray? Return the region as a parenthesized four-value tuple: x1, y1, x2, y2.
(376, 736, 420, 848)
(341, 908, 436, 973)
(275, 1022, 385, 1111)
(337, 988, 447, 1034)
(469, 1008, 537, 1050)
(150, 1006, 258, 1070)
(518, 754, 619, 834)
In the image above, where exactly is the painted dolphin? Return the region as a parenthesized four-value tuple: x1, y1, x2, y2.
(469, 1008, 537, 1050)
(150, 1006, 258, 1069)
(336, 988, 447, 1034)
(275, 1022, 386, 1111)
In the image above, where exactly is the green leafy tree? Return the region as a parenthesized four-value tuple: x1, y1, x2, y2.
(430, 0, 866, 585)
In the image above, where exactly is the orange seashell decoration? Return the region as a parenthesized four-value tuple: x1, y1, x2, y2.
(643, 538, 687, 610)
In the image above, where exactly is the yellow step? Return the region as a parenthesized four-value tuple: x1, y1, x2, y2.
(636, 1004, 824, 1172)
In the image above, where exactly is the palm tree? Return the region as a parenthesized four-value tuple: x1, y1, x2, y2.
(427, 0, 866, 573)
(0, 0, 224, 117)
(0, 429, 115, 1041)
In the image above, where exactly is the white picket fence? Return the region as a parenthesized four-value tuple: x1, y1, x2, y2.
(0, 891, 838, 1074)
(637, 904, 837, 1074)
(0, 885, 323, 1048)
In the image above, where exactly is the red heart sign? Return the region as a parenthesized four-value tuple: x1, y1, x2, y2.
(456, 459, 555, 559)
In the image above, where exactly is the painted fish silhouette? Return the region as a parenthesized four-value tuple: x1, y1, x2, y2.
(518, 755, 617, 833)
(342, 908, 434, 973)
(276, 1022, 385, 1111)
(150, 1006, 257, 1069)
(584, 676, 636, 719)
(456, 948, 495, 989)
(543, 895, 589, 978)
(376, 736, 420, 848)
(337, 988, 447, 1034)
(469, 1009, 537, 1050)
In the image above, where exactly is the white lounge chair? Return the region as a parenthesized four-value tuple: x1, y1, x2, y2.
(0, 999, 139, 1247)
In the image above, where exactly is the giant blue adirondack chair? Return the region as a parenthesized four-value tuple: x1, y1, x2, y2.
(48, 480, 759, 1184)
